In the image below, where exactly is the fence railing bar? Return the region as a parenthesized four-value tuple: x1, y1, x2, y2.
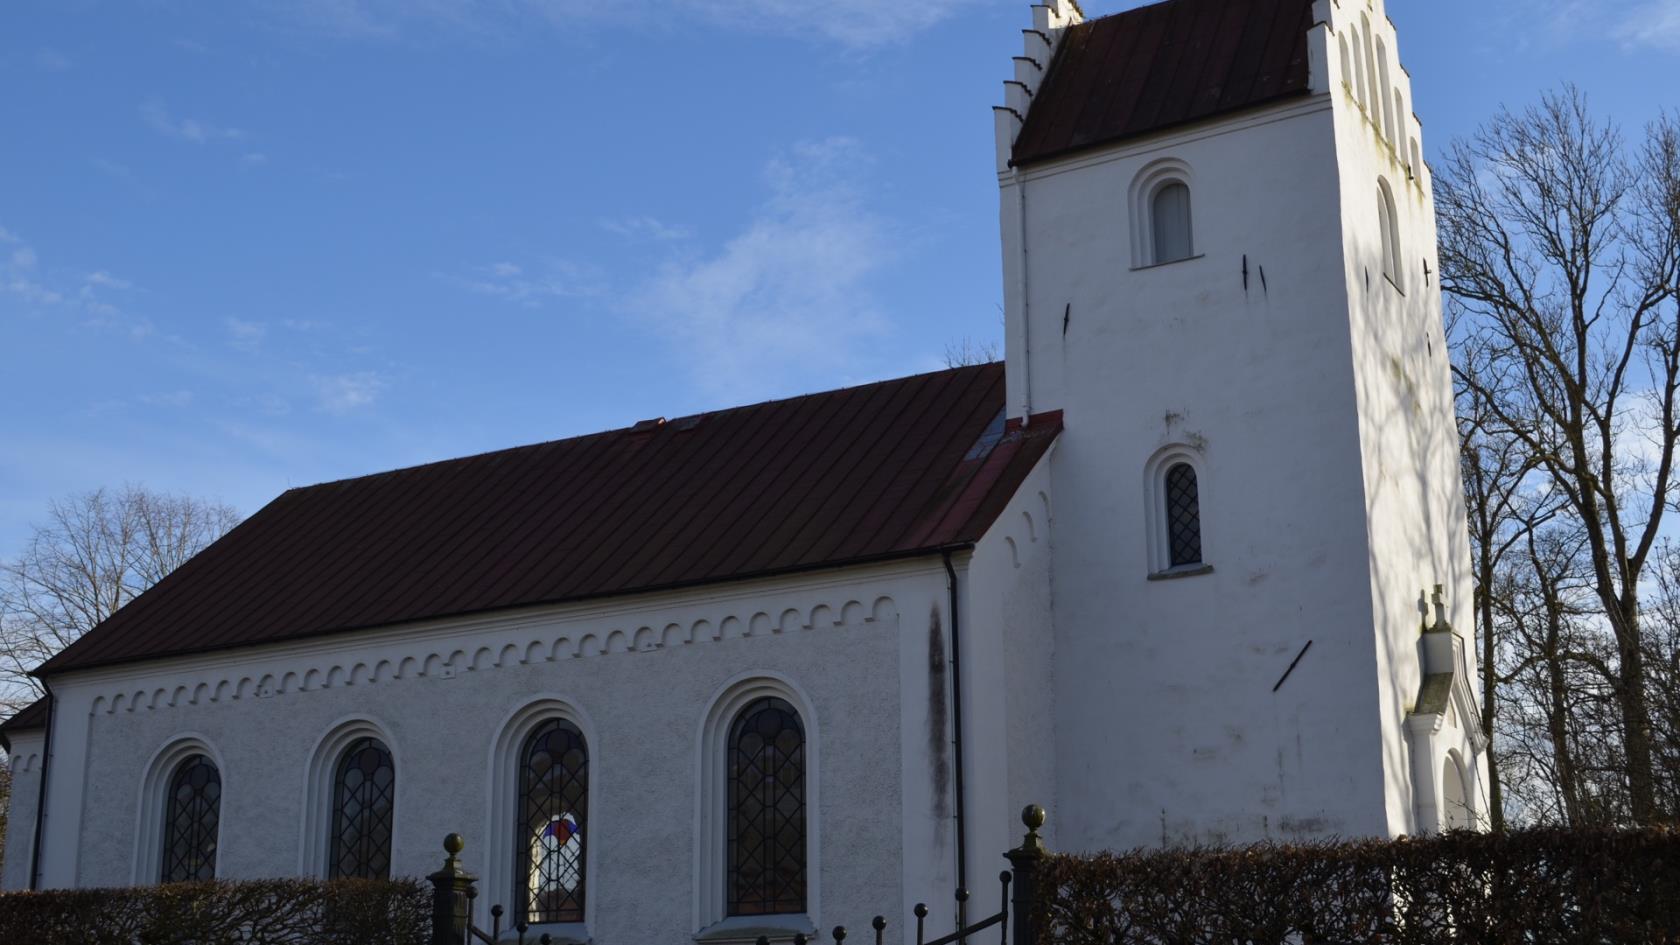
(920, 909, 1006, 945)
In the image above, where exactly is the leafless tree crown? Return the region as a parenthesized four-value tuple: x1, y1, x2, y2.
(0, 486, 242, 712)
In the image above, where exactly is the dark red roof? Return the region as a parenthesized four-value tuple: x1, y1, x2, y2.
(1, 697, 48, 752)
(40, 365, 1060, 675)
(1011, 0, 1315, 167)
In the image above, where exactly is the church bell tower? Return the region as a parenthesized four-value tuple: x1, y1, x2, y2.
(992, 0, 1486, 850)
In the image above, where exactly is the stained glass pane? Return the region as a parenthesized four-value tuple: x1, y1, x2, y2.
(727, 697, 806, 917)
(520, 720, 588, 924)
(1166, 463, 1203, 567)
(329, 738, 395, 880)
(161, 754, 220, 883)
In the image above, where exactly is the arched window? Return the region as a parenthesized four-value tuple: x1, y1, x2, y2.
(1338, 35, 1353, 93)
(328, 737, 395, 880)
(1361, 15, 1380, 126)
(727, 697, 807, 917)
(1378, 179, 1402, 289)
(519, 719, 588, 925)
(161, 754, 220, 883)
(1150, 181, 1194, 265)
(1348, 27, 1367, 111)
(1375, 37, 1395, 143)
(1442, 753, 1473, 830)
(1164, 463, 1203, 568)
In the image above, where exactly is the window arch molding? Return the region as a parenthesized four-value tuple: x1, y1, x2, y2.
(484, 697, 597, 937)
(693, 672, 821, 934)
(133, 734, 225, 884)
(300, 716, 400, 879)
(1128, 158, 1197, 269)
(1143, 445, 1211, 577)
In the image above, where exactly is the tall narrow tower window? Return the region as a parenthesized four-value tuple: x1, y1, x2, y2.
(1150, 182, 1194, 265)
(1164, 463, 1203, 568)
(161, 754, 221, 883)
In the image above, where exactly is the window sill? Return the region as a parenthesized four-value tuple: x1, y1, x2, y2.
(1130, 253, 1205, 272)
(1148, 564, 1214, 582)
(695, 915, 819, 944)
(501, 923, 588, 945)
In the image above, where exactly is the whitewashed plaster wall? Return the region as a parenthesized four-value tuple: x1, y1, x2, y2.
(25, 560, 967, 943)
(995, 6, 1422, 850)
(958, 448, 1057, 892)
(2, 732, 43, 890)
(1324, 0, 1484, 836)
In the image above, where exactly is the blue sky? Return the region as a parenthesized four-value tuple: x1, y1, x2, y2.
(1, 0, 1675, 550)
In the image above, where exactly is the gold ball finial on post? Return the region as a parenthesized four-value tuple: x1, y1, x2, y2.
(444, 833, 465, 857)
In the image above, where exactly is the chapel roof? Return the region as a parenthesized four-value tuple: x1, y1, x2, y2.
(0, 697, 48, 750)
(39, 363, 1060, 676)
(1012, 0, 1316, 167)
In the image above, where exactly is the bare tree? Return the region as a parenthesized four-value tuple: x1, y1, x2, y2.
(1441, 88, 1680, 823)
(943, 337, 1002, 368)
(0, 486, 241, 710)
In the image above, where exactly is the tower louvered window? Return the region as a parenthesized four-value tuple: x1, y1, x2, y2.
(161, 754, 221, 883)
(1165, 462, 1203, 568)
(519, 719, 588, 925)
(329, 737, 396, 880)
(727, 696, 806, 917)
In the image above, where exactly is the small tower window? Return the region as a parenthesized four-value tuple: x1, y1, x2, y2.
(1338, 35, 1353, 93)
(1150, 182, 1194, 265)
(1164, 463, 1203, 568)
(161, 754, 221, 883)
(329, 737, 395, 880)
(1378, 179, 1403, 290)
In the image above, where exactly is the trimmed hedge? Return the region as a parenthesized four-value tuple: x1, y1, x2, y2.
(0, 877, 429, 945)
(1041, 828, 1680, 945)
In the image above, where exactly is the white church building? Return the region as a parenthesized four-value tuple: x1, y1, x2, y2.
(2, 0, 1486, 941)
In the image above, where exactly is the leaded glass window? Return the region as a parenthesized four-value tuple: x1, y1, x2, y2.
(519, 720, 588, 925)
(161, 754, 220, 883)
(727, 697, 806, 917)
(1165, 462, 1203, 568)
(329, 737, 395, 880)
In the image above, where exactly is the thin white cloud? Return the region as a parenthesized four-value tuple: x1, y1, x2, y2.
(629, 136, 895, 397)
(225, 317, 269, 351)
(140, 98, 245, 144)
(311, 372, 388, 413)
(600, 216, 696, 242)
(443, 259, 601, 306)
(262, 0, 981, 49)
(34, 48, 72, 71)
(0, 224, 146, 336)
(242, 152, 270, 166)
(1614, 0, 1680, 50)
(140, 390, 196, 409)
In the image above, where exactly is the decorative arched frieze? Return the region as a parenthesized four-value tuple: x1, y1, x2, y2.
(299, 716, 400, 878)
(84, 596, 897, 723)
(133, 734, 226, 884)
(693, 672, 821, 935)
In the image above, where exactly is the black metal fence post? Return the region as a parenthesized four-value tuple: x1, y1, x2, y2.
(429, 833, 478, 945)
(1003, 805, 1048, 945)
